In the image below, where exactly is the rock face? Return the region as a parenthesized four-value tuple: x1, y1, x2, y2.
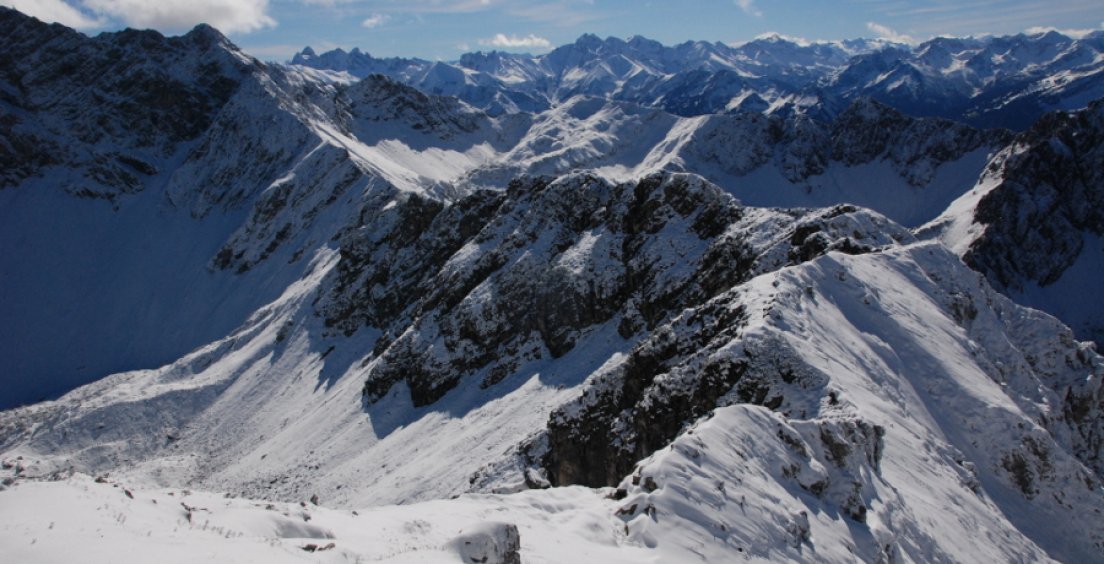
(0, 9, 253, 196)
(930, 100, 1104, 346)
(321, 173, 911, 409)
(964, 101, 1104, 288)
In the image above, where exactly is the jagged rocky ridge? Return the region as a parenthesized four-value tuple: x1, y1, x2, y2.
(925, 99, 1104, 347)
(323, 173, 912, 407)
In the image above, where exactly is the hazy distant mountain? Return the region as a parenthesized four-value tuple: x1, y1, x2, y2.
(293, 30, 1104, 129)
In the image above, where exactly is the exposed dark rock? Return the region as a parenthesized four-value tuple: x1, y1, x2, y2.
(0, 7, 252, 198)
(322, 172, 905, 410)
(964, 100, 1104, 293)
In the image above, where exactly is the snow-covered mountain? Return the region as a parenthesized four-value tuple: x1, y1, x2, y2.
(463, 96, 1009, 228)
(826, 31, 1104, 129)
(924, 99, 1104, 347)
(0, 5, 1012, 408)
(4, 173, 1102, 561)
(292, 30, 1104, 129)
(2, 7, 1104, 562)
(290, 33, 901, 117)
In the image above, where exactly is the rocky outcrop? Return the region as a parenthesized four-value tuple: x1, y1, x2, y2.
(964, 100, 1104, 290)
(0, 8, 255, 196)
(319, 172, 911, 409)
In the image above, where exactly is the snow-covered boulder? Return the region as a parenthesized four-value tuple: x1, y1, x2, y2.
(445, 522, 522, 564)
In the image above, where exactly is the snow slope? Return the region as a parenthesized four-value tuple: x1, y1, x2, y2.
(0, 472, 650, 563)
(3, 173, 1102, 561)
(3, 237, 1101, 561)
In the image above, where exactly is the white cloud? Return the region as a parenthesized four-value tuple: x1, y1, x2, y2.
(750, 32, 811, 46)
(478, 33, 552, 50)
(866, 21, 915, 44)
(376, 0, 496, 14)
(1023, 25, 1100, 39)
(735, 0, 761, 17)
(1, 0, 105, 29)
(361, 13, 388, 28)
(81, 0, 275, 34)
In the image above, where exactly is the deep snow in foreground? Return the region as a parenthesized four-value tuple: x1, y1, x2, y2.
(0, 473, 648, 563)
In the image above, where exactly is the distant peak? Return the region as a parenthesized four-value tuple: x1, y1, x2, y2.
(1034, 29, 1068, 40)
(627, 35, 663, 50)
(748, 32, 812, 47)
(573, 33, 604, 49)
(188, 23, 218, 35)
(290, 46, 317, 65)
(185, 23, 228, 46)
(839, 96, 903, 121)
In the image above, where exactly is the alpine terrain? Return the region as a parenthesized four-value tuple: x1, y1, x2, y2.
(1, 7, 1102, 563)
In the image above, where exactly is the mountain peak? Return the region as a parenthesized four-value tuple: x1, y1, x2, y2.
(4, 9, 1104, 563)
(750, 32, 807, 46)
(836, 96, 905, 124)
(183, 22, 230, 48)
(572, 32, 606, 50)
(1028, 28, 1071, 42)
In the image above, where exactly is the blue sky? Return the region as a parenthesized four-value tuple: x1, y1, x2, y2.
(6, 0, 1104, 61)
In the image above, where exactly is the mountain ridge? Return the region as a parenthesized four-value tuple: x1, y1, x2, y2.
(2, 5, 1020, 407)
(2, 8, 1104, 562)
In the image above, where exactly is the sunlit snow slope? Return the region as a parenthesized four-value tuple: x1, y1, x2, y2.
(2, 7, 1104, 563)
(3, 176, 1102, 561)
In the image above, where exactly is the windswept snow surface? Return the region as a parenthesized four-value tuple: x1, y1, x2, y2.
(0, 473, 650, 564)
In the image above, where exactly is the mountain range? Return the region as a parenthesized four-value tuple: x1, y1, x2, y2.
(293, 29, 1104, 129)
(1, 6, 1103, 562)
